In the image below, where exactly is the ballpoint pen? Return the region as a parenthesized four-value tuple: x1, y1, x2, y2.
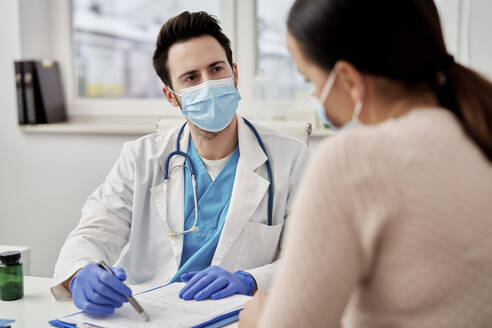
(77, 323, 106, 328)
(98, 260, 150, 322)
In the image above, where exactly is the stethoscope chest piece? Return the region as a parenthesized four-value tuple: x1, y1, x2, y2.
(168, 226, 199, 239)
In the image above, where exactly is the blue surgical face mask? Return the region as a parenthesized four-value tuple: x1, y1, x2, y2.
(314, 71, 363, 132)
(171, 77, 241, 132)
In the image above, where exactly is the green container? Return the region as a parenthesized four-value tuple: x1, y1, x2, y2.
(0, 251, 24, 301)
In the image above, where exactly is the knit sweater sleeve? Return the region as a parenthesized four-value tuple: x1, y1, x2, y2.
(257, 131, 375, 328)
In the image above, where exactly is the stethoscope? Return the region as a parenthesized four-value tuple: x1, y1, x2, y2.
(163, 118, 273, 238)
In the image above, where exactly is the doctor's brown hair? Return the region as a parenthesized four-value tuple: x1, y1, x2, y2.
(288, 0, 492, 161)
(152, 11, 234, 89)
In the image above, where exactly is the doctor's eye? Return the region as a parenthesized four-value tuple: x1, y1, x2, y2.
(184, 73, 196, 82)
(213, 66, 224, 72)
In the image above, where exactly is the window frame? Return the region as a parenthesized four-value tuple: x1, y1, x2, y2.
(234, 0, 256, 115)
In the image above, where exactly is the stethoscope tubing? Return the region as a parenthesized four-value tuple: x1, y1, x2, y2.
(163, 118, 273, 237)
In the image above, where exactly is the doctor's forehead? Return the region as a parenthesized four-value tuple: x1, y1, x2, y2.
(167, 35, 230, 79)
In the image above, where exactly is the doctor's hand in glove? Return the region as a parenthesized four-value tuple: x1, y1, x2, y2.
(179, 265, 256, 301)
(70, 263, 132, 314)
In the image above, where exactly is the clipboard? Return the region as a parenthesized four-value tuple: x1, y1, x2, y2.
(49, 283, 249, 328)
(49, 311, 239, 328)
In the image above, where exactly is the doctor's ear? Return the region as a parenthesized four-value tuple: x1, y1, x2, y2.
(162, 86, 180, 107)
(232, 63, 238, 87)
(334, 61, 366, 104)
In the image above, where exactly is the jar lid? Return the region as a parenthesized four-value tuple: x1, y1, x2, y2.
(0, 251, 21, 265)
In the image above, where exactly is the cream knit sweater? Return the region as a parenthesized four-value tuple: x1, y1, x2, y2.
(257, 108, 492, 328)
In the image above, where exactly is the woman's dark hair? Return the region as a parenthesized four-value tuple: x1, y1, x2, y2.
(153, 11, 233, 89)
(288, 0, 492, 161)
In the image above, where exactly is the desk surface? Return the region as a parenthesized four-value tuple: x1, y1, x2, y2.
(0, 276, 237, 328)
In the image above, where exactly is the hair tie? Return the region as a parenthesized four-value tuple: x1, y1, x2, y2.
(436, 54, 455, 87)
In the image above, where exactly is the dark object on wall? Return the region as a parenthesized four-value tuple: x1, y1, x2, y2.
(14, 60, 67, 124)
(22, 61, 44, 124)
(14, 62, 27, 124)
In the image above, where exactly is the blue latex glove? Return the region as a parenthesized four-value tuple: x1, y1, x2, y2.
(179, 266, 255, 301)
(70, 263, 132, 314)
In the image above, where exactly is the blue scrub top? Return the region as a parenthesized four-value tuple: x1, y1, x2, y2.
(169, 139, 240, 283)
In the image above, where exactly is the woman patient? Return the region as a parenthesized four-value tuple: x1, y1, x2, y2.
(239, 0, 492, 327)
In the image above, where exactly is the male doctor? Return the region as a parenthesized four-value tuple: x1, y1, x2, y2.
(51, 11, 308, 314)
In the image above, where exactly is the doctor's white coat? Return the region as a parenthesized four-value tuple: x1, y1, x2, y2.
(51, 115, 309, 300)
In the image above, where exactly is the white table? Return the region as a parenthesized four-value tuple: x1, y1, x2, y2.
(0, 276, 76, 327)
(0, 276, 238, 328)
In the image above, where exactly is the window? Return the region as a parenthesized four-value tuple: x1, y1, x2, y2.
(71, 0, 221, 99)
(254, 0, 443, 121)
(51, 0, 451, 119)
(255, 0, 313, 120)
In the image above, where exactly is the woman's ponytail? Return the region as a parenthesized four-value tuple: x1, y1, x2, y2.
(441, 62, 492, 161)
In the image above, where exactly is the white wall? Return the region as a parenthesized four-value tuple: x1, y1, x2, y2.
(18, 0, 52, 59)
(0, 1, 136, 277)
(467, 0, 492, 79)
(440, 0, 492, 79)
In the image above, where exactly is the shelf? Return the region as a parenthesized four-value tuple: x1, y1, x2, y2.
(19, 116, 334, 139)
(19, 116, 162, 135)
(311, 128, 336, 137)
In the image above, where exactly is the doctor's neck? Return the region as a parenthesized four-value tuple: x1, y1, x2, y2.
(188, 115, 239, 160)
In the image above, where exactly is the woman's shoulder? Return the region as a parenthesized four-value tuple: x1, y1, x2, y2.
(319, 108, 462, 158)
(313, 108, 470, 184)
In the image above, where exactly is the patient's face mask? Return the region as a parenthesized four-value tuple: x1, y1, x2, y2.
(171, 77, 241, 132)
(314, 71, 363, 132)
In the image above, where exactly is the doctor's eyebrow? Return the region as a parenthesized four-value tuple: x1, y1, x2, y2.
(178, 61, 227, 79)
(208, 60, 226, 68)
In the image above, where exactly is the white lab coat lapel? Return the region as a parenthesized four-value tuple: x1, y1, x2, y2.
(150, 125, 191, 268)
(213, 115, 269, 264)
